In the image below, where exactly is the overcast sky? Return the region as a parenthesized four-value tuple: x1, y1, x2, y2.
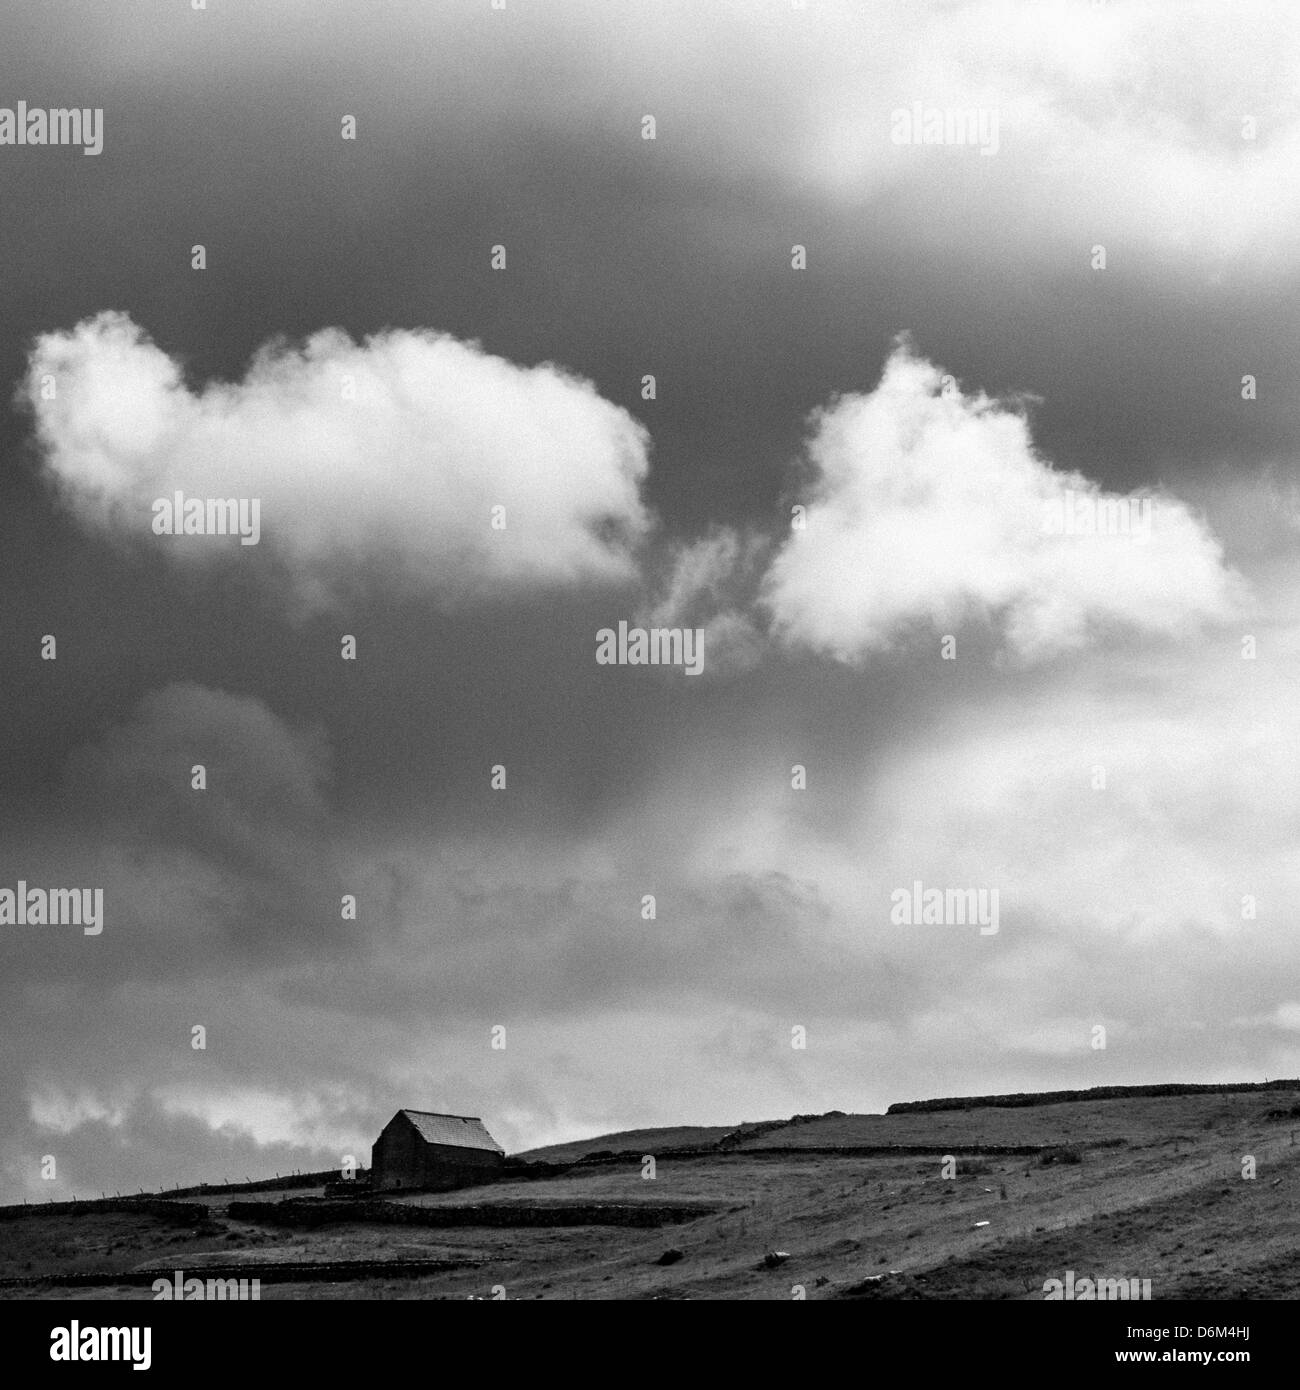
(3, 0, 1300, 1201)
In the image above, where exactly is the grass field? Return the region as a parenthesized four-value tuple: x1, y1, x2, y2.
(4, 1089, 1299, 1299)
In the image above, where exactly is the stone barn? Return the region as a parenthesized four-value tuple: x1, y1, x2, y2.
(371, 1109, 506, 1192)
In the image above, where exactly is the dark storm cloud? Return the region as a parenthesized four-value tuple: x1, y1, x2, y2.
(4, 0, 1296, 529)
(4, 0, 1300, 1198)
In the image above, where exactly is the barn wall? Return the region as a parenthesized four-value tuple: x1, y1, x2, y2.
(373, 1116, 424, 1190)
(418, 1142, 504, 1191)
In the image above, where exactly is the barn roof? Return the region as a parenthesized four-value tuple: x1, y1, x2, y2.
(398, 1110, 505, 1154)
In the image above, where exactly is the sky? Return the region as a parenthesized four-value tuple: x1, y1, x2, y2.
(3, 0, 1300, 1201)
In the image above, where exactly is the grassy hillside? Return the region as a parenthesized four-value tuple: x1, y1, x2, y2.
(5, 1087, 1300, 1299)
(518, 1124, 735, 1161)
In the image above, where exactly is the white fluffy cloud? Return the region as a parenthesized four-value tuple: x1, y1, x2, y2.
(23, 312, 652, 609)
(761, 341, 1244, 663)
(800, 0, 1300, 273)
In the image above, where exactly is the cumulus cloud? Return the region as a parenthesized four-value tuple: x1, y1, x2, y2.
(800, 0, 1300, 273)
(761, 340, 1245, 663)
(22, 312, 652, 610)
